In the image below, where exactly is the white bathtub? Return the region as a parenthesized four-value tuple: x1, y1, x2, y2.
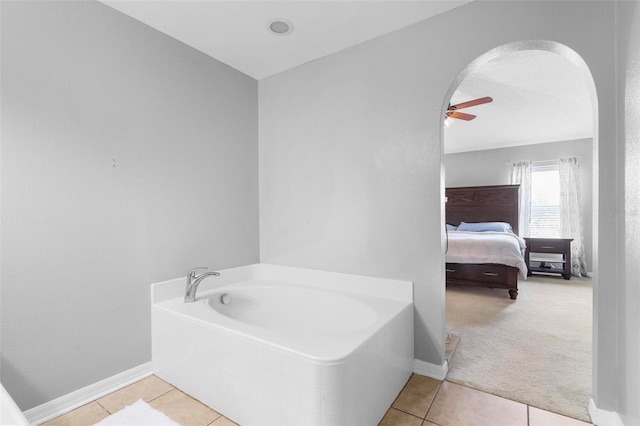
(1, 383, 29, 425)
(152, 264, 413, 426)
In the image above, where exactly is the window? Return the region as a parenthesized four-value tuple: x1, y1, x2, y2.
(530, 162, 561, 238)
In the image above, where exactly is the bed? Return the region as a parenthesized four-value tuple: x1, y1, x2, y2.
(445, 184, 526, 299)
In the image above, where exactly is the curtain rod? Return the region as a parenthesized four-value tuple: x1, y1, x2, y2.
(505, 157, 581, 166)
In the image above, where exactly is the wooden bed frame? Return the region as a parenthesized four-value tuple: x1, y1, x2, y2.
(445, 184, 521, 299)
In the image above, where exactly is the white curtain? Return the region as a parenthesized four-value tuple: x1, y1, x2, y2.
(509, 161, 531, 238)
(559, 157, 587, 277)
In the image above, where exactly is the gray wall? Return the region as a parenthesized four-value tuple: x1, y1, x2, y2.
(259, 0, 619, 414)
(618, 1, 640, 425)
(1, 1, 259, 409)
(444, 138, 594, 271)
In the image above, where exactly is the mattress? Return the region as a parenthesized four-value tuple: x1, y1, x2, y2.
(446, 231, 528, 278)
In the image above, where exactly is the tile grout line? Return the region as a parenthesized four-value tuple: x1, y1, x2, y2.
(95, 400, 113, 415)
(389, 406, 426, 422)
(147, 386, 177, 403)
(388, 374, 423, 420)
(206, 416, 227, 426)
(161, 385, 224, 424)
(93, 377, 176, 416)
(422, 380, 444, 424)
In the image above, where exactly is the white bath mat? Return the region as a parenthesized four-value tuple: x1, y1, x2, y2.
(94, 399, 179, 426)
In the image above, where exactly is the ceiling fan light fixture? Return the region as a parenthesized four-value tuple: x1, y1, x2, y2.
(267, 19, 294, 36)
(444, 116, 454, 128)
(445, 96, 492, 123)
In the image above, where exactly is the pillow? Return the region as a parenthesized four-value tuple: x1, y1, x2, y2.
(446, 224, 458, 231)
(457, 221, 513, 233)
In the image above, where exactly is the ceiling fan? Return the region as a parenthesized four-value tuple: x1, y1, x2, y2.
(445, 96, 493, 122)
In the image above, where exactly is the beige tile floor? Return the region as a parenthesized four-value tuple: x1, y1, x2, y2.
(42, 375, 236, 426)
(42, 374, 592, 426)
(381, 375, 593, 426)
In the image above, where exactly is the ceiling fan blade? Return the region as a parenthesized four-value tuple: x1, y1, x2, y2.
(449, 96, 493, 111)
(448, 111, 476, 121)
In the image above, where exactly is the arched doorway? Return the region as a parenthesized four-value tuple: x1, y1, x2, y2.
(441, 40, 598, 422)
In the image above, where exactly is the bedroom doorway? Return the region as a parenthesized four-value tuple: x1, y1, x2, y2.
(441, 41, 597, 423)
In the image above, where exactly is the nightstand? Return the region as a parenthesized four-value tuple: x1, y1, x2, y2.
(524, 237, 573, 280)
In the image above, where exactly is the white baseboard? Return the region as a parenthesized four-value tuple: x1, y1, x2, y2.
(413, 358, 449, 380)
(589, 398, 624, 426)
(24, 362, 153, 425)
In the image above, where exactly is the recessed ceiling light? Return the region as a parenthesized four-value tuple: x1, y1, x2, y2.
(267, 19, 293, 36)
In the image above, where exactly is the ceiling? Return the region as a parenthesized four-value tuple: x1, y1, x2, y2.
(100, 1, 594, 152)
(445, 50, 594, 153)
(101, 0, 472, 80)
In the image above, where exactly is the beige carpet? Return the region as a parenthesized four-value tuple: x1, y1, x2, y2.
(446, 275, 592, 422)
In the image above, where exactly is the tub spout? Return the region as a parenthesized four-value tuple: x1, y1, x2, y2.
(185, 267, 220, 303)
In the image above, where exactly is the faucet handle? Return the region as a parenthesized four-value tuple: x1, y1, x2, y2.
(188, 267, 208, 278)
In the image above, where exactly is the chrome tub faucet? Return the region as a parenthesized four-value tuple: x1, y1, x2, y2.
(184, 267, 220, 303)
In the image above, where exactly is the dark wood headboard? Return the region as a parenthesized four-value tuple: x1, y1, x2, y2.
(445, 185, 520, 235)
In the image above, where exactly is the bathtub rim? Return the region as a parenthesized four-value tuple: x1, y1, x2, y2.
(152, 263, 413, 305)
(151, 263, 413, 363)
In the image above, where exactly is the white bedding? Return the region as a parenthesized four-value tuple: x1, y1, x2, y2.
(446, 231, 528, 278)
